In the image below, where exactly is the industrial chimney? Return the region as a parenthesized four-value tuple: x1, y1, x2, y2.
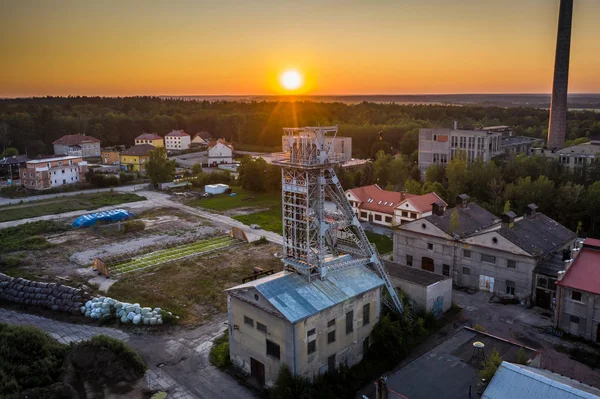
(547, 0, 574, 150)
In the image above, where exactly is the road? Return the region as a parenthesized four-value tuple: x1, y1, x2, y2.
(0, 308, 255, 399)
(0, 184, 150, 206)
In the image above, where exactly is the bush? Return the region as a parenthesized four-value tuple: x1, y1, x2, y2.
(515, 348, 529, 365)
(479, 349, 502, 382)
(78, 335, 146, 377)
(123, 220, 145, 234)
(209, 330, 232, 369)
(472, 324, 487, 332)
(119, 172, 135, 183)
(0, 221, 70, 254)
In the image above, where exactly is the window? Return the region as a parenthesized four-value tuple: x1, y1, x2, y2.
(481, 254, 496, 264)
(427, 243, 434, 250)
(385, 216, 392, 224)
(569, 315, 580, 324)
(327, 330, 336, 344)
(328, 354, 336, 373)
(363, 336, 370, 354)
(307, 340, 316, 355)
(507, 260, 516, 269)
(266, 339, 280, 360)
(463, 250, 471, 258)
(571, 291, 582, 302)
(257, 322, 267, 334)
(346, 311, 353, 334)
(462, 267, 470, 275)
(363, 303, 370, 326)
(327, 319, 335, 328)
(406, 255, 413, 266)
(443, 264, 450, 276)
(402, 211, 409, 217)
(244, 316, 254, 327)
(506, 280, 515, 295)
(360, 212, 367, 218)
(538, 276, 548, 288)
(374, 214, 382, 222)
(307, 328, 316, 337)
(410, 212, 417, 219)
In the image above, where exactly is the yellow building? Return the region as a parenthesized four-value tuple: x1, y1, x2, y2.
(101, 148, 121, 165)
(135, 133, 164, 147)
(120, 144, 154, 173)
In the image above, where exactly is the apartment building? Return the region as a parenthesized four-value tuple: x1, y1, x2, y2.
(283, 136, 352, 162)
(345, 184, 446, 227)
(227, 266, 382, 387)
(53, 134, 101, 158)
(555, 238, 600, 342)
(119, 144, 154, 173)
(134, 133, 164, 148)
(101, 148, 121, 165)
(21, 156, 87, 190)
(165, 130, 191, 151)
(393, 196, 576, 303)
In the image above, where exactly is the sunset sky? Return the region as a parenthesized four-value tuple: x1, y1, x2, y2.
(1, 0, 599, 97)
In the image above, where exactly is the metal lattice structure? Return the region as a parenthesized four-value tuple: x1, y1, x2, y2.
(273, 125, 404, 314)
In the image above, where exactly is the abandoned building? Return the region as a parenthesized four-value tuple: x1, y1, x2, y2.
(393, 196, 576, 304)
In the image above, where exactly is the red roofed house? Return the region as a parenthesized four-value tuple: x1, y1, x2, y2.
(53, 134, 101, 158)
(135, 133, 164, 148)
(207, 139, 234, 165)
(555, 238, 600, 342)
(345, 184, 446, 227)
(165, 130, 191, 151)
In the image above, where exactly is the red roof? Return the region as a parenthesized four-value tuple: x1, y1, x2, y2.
(52, 134, 101, 145)
(135, 133, 162, 140)
(347, 185, 446, 215)
(165, 130, 190, 137)
(557, 245, 600, 295)
(208, 139, 234, 150)
(405, 192, 446, 214)
(583, 237, 600, 249)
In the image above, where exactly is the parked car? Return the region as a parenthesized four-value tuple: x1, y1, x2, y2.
(250, 224, 261, 230)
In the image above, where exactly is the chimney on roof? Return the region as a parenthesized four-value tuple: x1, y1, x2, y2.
(453, 120, 458, 130)
(432, 201, 446, 216)
(524, 203, 538, 218)
(456, 194, 469, 208)
(501, 211, 517, 228)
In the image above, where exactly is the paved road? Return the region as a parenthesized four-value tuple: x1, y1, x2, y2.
(0, 308, 255, 399)
(0, 184, 150, 206)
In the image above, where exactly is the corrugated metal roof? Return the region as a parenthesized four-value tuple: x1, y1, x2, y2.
(483, 362, 600, 399)
(227, 266, 384, 323)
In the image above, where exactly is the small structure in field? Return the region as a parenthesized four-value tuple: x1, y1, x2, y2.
(72, 209, 136, 228)
(205, 183, 229, 195)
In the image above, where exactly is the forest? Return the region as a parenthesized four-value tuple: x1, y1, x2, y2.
(1, 96, 600, 159)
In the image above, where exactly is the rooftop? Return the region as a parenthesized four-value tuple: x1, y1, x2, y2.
(383, 260, 449, 286)
(501, 136, 544, 147)
(534, 253, 567, 278)
(555, 142, 600, 157)
(121, 144, 155, 157)
(347, 185, 445, 215)
(483, 361, 600, 399)
(227, 266, 384, 324)
(135, 133, 162, 140)
(52, 134, 101, 146)
(26, 155, 83, 164)
(194, 131, 212, 140)
(557, 239, 600, 295)
(0, 155, 29, 165)
(165, 130, 190, 137)
(423, 202, 499, 238)
(208, 139, 234, 150)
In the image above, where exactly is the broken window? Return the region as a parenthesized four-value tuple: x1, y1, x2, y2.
(346, 311, 353, 334)
(363, 303, 370, 326)
(257, 322, 267, 334)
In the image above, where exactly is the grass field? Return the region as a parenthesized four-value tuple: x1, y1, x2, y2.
(233, 206, 282, 234)
(0, 220, 70, 254)
(188, 186, 280, 212)
(365, 231, 394, 254)
(0, 192, 146, 222)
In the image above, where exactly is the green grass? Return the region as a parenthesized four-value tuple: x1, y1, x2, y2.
(188, 186, 280, 211)
(233, 206, 282, 234)
(365, 231, 393, 254)
(0, 192, 146, 222)
(0, 220, 70, 254)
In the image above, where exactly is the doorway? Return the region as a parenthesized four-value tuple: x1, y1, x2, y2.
(250, 357, 265, 386)
(422, 257, 434, 273)
(535, 289, 552, 309)
(368, 214, 373, 223)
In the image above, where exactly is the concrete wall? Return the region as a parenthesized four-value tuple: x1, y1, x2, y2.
(390, 274, 452, 313)
(425, 279, 453, 313)
(557, 287, 600, 341)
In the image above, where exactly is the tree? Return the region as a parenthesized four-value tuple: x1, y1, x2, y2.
(1, 147, 18, 157)
(360, 162, 375, 187)
(503, 200, 511, 214)
(448, 209, 460, 235)
(373, 150, 392, 187)
(445, 152, 467, 204)
(422, 181, 446, 199)
(146, 147, 176, 186)
(479, 349, 503, 382)
(404, 179, 422, 195)
(388, 156, 408, 188)
(425, 164, 445, 184)
(192, 163, 203, 176)
(370, 140, 393, 159)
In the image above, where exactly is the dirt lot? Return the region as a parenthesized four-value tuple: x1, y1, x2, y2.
(107, 242, 282, 325)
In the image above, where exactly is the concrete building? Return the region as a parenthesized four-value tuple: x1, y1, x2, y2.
(555, 137, 600, 168)
(345, 184, 446, 227)
(208, 139, 234, 165)
(226, 266, 383, 386)
(418, 126, 503, 175)
(21, 156, 87, 190)
(119, 144, 154, 173)
(547, 0, 574, 150)
(555, 238, 600, 342)
(0, 154, 29, 183)
(101, 148, 121, 165)
(135, 133, 164, 148)
(500, 136, 544, 157)
(384, 260, 452, 315)
(394, 197, 576, 303)
(165, 130, 191, 151)
(282, 136, 352, 162)
(53, 134, 101, 158)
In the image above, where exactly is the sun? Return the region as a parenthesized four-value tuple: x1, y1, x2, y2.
(280, 69, 303, 91)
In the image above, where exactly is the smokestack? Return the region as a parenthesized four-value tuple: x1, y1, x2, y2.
(547, 0, 574, 150)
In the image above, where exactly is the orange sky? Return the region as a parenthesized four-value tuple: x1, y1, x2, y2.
(1, 0, 599, 97)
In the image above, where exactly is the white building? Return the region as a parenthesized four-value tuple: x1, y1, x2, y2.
(208, 139, 234, 165)
(165, 130, 191, 151)
(282, 136, 352, 162)
(21, 156, 88, 190)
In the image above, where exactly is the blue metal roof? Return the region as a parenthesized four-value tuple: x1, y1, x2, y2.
(483, 362, 600, 399)
(230, 266, 384, 323)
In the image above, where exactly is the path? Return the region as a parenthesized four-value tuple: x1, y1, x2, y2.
(0, 308, 255, 399)
(0, 184, 150, 206)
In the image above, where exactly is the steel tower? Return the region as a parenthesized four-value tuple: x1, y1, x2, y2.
(273, 125, 404, 314)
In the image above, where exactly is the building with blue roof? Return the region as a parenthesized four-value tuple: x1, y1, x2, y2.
(226, 265, 384, 387)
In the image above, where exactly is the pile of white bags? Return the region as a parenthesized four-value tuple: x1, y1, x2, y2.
(81, 297, 165, 325)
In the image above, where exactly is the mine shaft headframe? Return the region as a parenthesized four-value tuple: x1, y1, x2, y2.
(281, 125, 341, 166)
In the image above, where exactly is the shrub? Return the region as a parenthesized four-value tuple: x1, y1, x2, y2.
(82, 335, 146, 376)
(515, 348, 529, 365)
(0, 221, 69, 254)
(119, 172, 135, 183)
(472, 324, 486, 332)
(479, 349, 502, 382)
(209, 330, 232, 369)
(123, 220, 145, 234)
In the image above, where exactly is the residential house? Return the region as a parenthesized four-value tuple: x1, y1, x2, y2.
(0, 154, 29, 182)
(282, 136, 352, 162)
(394, 196, 576, 303)
(555, 238, 600, 342)
(134, 133, 164, 148)
(165, 130, 191, 151)
(191, 131, 212, 147)
(208, 139, 234, 165)
(21, 156, 87, 190)
(227, 266, 383, 387)
(101, 148, 120, 165)
(119, 144, 154, 173)
(345, 184, 446, 227)
(53, 134, 101, 158)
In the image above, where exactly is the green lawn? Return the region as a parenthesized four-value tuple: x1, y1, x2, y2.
(0, 192, 146, 222)
(233, 207, 283, 234)
(365, 231, 394, 254)
(188, 186, 280, 212)
(0, 221, 70, 254)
